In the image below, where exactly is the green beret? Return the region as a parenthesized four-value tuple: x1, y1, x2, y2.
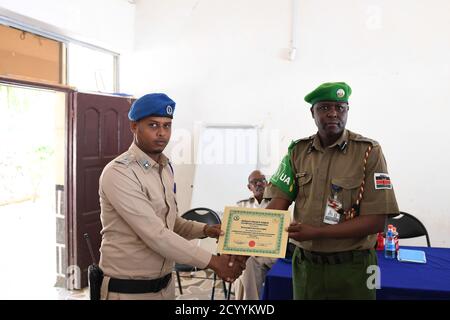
(304, 82, 352, 105)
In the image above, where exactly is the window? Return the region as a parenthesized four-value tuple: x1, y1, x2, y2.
(67, 43, 117, 93)
(0, 22, 119, 92)
(0, 24, 63, 84)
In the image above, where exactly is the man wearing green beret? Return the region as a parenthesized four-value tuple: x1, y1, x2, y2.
(265, 82, 399, 299)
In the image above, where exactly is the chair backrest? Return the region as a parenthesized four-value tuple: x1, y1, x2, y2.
(386, 211, 431, 247)
(181, 207, 221, 255)
(181, 207, 221, 225)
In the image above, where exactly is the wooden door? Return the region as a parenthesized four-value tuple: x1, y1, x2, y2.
(67, 92, 133, 288)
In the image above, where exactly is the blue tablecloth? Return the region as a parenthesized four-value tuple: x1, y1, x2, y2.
(262, 246, 450, 300)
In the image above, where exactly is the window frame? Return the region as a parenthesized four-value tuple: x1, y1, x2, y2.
(0, 15, 120, 92)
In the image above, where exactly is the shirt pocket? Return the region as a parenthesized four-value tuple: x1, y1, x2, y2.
(296, 172, 313, 208)
(331, 177, 362, 212)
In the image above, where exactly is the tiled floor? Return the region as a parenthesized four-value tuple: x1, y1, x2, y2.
(57, 287, 90, 300)
(52, 270, 232, 300)
(175, 270, 231, 300)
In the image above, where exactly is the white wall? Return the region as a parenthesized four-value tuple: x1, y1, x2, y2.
(123, 0, 450, 247)
(2, 0, 447, 247)
(0, 0, 135, 53)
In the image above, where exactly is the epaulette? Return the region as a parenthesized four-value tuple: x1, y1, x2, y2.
(298, 135, 315, 142)
(237, 197, 253, 204)
(114, 152, 135, 166)
(288, 136, 313, 152)
(349, 132, 379, 147)
(288, 135, 314, 155)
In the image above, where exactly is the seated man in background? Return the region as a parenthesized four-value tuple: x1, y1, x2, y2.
(233, 170, 277, 300)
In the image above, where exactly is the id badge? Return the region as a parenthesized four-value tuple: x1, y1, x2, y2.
(323, 204, 340, 225)
(323, 190, 342, 225)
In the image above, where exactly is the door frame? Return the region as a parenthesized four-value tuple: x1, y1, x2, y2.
(0, 75, 74, 287)
(0, 76, 136, 290)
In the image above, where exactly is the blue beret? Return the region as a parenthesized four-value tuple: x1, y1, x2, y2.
(128, 93, 175, 121)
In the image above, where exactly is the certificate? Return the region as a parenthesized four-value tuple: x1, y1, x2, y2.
(217, 206, 291, 258)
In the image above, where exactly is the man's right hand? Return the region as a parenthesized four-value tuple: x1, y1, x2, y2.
(207, 254, 246, 282)
(227, 255, 248, 270)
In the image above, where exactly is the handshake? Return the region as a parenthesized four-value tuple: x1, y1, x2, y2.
(203, 223, 248, 282)
(207, 254, 248, 283)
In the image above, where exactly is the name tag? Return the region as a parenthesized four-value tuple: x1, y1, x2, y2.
(323, 205, 340, 225)
(323, 192, 342, 225)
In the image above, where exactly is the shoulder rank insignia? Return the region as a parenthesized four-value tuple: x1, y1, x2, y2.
(115, 153, 134, 166)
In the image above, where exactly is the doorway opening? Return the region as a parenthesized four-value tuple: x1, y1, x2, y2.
(0, 83, 66, 299)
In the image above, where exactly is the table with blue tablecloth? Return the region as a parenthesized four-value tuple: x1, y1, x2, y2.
(261, 246, 450, 300)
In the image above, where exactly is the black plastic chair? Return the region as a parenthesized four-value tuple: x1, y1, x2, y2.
(386, 211, 431, 247)
(174, 207, 228, 300)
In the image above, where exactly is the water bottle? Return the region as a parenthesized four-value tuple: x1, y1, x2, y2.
(392, 227, 399, 253)
(384, 228, 396, 259)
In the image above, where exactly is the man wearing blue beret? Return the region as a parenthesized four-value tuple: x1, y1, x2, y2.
(265, 82, 399, 299)
(98, 93, 245, 299)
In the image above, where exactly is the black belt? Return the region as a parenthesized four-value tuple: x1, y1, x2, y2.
(297, 248, 370, 265)
(108, 273, 172, 294)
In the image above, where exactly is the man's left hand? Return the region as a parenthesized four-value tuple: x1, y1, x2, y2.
(204, 224, 224, 238)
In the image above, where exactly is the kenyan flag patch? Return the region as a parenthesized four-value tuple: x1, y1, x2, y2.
(374, 173, 392, 190)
